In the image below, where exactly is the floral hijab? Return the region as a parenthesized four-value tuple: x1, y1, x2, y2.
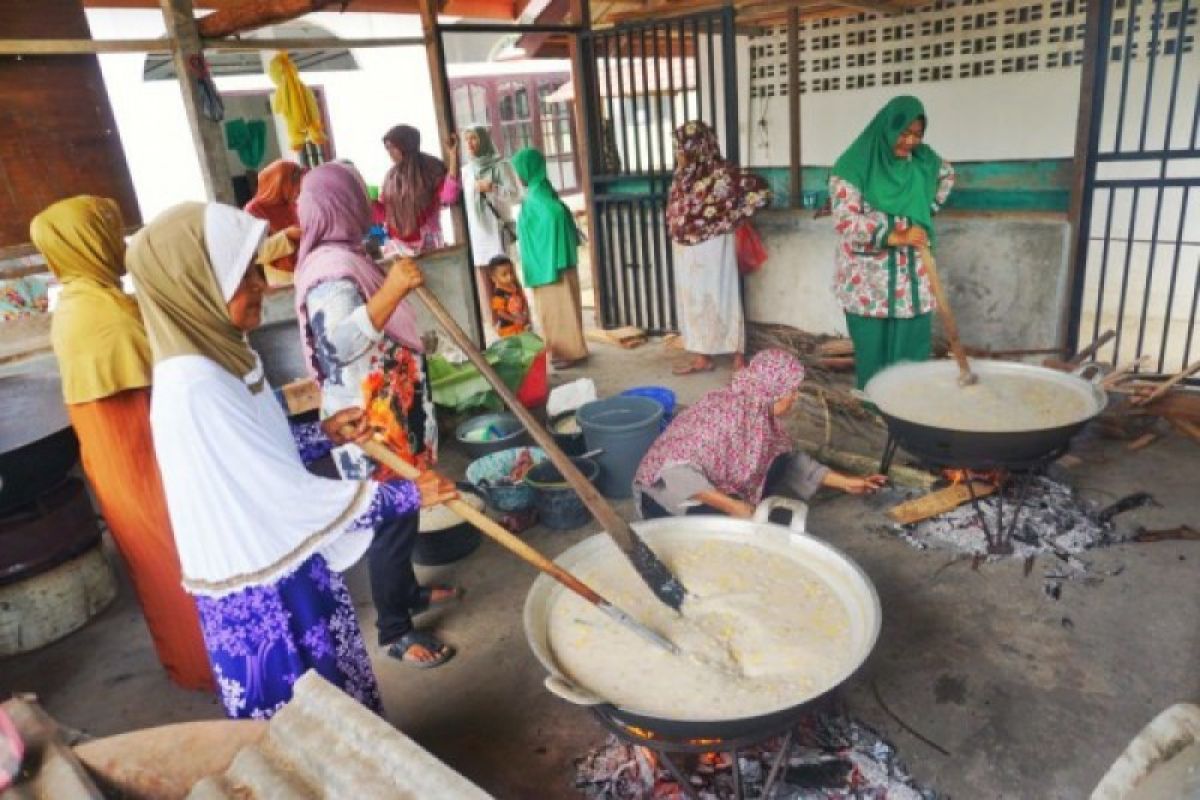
(666, 120, 770, 246)
(634, 349, 805, 504)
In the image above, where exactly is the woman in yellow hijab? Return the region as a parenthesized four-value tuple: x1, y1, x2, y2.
(30, 196, 212, 691)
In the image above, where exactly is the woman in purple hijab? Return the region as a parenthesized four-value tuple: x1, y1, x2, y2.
(294, 163, 461, 669)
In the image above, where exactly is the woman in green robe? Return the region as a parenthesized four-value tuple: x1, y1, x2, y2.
(511, 148, 588, 368)
(829, 95, 955, 389)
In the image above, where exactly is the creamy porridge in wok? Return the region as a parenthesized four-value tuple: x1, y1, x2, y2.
(874, 370, 1094, 432)
(546, 539, 855, 720)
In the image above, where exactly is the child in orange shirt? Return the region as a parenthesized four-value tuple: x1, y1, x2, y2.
(487, 255, 530, 337)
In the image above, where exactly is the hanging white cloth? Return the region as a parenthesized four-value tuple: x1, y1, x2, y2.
(673, 232, 744, 355)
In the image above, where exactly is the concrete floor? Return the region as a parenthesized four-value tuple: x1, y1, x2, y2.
(2, 339, 1198, 799)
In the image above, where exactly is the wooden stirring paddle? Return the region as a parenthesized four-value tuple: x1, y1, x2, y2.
(407, 277, 689, 613)
(354, 434, 678, 656)
(919, 245, 978, 387)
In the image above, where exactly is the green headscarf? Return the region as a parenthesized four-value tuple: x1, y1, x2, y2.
(466, 125, 503, 219)
(832, 96, 943, 243)
(512, 148, 578, 288)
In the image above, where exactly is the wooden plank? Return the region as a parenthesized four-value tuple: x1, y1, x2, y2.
(888, 482, 997, 526)
(1060, 0, 1107, 355)
(567, 25, 605, 329)
(202, 36, 426, 51)
(0, 38, 171, 55)
(279, 378, 322, 416)
(585, 325, 647, 348)
(1127, 432, 1159, 451)
(159, 0, 235, 204)
(196, 0, 345, 39)
(417, 0, 466, 247)
(1131, 360, 1200, 406)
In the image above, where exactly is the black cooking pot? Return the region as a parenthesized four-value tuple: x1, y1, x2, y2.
(413, 484, 485, 567)
(0, 428, 80, 516)
(864, 360, 1108, 469)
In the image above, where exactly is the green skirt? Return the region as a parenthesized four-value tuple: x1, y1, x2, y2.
(845, 312, 932, 390)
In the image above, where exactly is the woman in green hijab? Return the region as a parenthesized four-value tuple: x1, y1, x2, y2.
(829, 95, 955, 389)
(512, 147, 588, 367)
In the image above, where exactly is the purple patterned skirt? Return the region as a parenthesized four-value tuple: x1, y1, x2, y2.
(194, 554, 382, 719)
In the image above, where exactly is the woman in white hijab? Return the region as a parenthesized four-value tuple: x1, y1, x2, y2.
(126, 202, 451, 719)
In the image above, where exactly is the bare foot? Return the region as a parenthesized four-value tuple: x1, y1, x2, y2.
(672, 355, 714, 375)
(733, 353, 746, 370)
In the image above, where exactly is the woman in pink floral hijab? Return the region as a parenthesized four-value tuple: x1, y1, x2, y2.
(665, 121, 770, 375)
(634, 349, 885, 518)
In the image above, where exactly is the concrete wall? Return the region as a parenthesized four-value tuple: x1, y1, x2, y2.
(747, 210, 1071, 351)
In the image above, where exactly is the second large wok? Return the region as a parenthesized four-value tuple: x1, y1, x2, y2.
(863, 359, 1108, 469)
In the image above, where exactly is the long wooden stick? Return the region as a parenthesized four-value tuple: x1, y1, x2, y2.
(919, 246, 977, 386)
(1132, 360, 1200, 406)
(356, 436, 677, 654)
(408, 282, 687, 610)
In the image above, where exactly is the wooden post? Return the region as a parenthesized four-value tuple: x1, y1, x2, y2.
(160, 0, 234, 204)
(564, 23, 600, 328)
(1061, 0, 1109, 355)
(417, 0, 466, 246)
(787, 5, 801, 208)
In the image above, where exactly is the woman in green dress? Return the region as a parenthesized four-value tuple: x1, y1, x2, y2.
(829, 95, 955, 389)
(511, 147, 588, 368)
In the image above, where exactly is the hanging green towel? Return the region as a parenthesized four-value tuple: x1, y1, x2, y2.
(224, 118, 267, 170)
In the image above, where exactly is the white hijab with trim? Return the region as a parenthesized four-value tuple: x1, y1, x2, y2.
(142, 202, 375, 598)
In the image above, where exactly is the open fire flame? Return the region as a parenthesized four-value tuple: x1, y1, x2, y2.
(942, 467, 1007, 487)
(622, 724, 728, 774)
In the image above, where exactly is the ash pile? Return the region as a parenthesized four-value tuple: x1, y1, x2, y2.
(575, 713, 938, 799)
(890, 477, 1117, 560)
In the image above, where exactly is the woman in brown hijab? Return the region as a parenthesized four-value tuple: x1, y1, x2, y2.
(380, 124, 461, 255)
(30, 196, 211, 690)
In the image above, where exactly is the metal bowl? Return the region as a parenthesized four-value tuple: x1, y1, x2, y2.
(522, 497, 882, 740)
(454, 412, 531, 459)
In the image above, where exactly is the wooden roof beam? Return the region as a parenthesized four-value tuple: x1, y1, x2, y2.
(195, 0, 347, 39)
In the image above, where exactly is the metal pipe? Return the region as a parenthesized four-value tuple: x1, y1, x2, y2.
(652, 25, 667, 174)
(1137, 0, 1165, 153)
(721, 4, 740, 162)
(1180, 189, 1199, 366)
(626, 28, 643, 174)
(1134, 184, 1167, 361)
(639, 27, 654, 172)
(1111, 187, 1142, 362)
(706, 14, 718, 125)
(1092, 187, 1118, 345)
(1160, 0, 1191, 151)
(1112, 0, 1140, 153)
(1158, 187, 1190, 371)
(433, 22, 581, 34)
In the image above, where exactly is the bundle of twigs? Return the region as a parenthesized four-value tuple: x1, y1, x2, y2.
(747, 322, 883, 445)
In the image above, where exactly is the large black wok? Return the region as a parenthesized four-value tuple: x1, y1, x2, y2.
(863, 360, 1108, 469)
(523, 498, 881, 740)
(0, 363, 78, 514)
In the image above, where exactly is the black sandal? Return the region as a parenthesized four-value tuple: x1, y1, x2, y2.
(386, 631, 456, 669)
(412, 584, 464, 615)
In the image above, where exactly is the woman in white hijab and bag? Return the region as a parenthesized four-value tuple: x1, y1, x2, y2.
(126, 202, 454, 720)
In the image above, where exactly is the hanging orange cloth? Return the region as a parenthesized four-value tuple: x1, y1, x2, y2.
(267, 52, 327, 151)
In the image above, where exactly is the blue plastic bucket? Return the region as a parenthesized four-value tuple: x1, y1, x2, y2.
(620, 386, 677, 431)
(576, 396, 664, 499)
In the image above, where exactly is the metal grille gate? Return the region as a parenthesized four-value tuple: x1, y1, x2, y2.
(580, 9, 739, 333)
(1069, 0, 1200, 377)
